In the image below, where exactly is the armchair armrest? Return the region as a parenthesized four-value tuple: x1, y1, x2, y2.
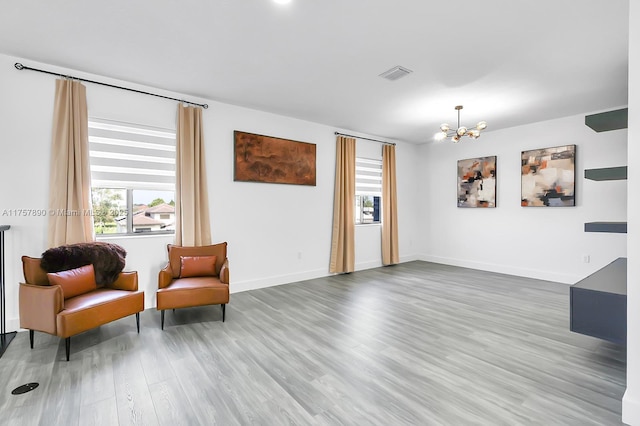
(19, 282, 63, 335)
(158, 263, 174, 289)
(220, 258, 230, 284)
(108, 271, 138, 291)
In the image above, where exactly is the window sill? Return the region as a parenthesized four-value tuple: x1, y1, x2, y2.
(356, 223, 381, 227)
(96, 233, 175, 241)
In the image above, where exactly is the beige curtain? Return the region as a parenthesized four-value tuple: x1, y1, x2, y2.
(175, 104, 212, 246)
(329, 136, 356, 273)
(47, 79, 93, 247)
(382, 144, 399, 265)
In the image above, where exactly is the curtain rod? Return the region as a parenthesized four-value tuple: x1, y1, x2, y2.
(334, 131, 396, 146)
(14, 62, 208, 109)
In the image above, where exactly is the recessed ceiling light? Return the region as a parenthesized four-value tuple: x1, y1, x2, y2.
(273, 0, 292, 4)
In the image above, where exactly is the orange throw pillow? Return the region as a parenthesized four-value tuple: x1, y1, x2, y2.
(47, 264, 97, 299)
(180, 255, 217, 278)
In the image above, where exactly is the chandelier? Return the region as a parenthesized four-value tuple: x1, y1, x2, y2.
(434, 105, 487, 142)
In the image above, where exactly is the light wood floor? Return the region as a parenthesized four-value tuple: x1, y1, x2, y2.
(0, 261, 626, 425)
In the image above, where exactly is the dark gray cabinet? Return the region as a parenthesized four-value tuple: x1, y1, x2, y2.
(570, 258, 626, 345)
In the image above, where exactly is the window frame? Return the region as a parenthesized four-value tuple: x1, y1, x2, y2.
(355, 157, 382, 226)
(92, 188, 176, 237)
(89, 118, 176, 238)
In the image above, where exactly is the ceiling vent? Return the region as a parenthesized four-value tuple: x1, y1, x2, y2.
(379, 65, 413, 81)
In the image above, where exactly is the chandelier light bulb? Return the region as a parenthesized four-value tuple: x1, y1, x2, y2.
(452, 135, 460, 143)
(440, 123, 450, 132)
(457, 126, 467, 136)
(434, 132, 446, 141)
(476, 121, 487, 130)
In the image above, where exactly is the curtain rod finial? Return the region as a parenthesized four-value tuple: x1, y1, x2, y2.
(14, 63, 24, 70)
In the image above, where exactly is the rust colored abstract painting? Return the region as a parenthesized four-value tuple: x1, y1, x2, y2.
(457, 156, 497, 208)
(234, 131, 316, 186)
(521, 145, 575, 207)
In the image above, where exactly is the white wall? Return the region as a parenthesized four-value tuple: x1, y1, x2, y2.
(0, 53, 420, 331)
(419, 112, 627, 284)
(623, 0, 639, 423)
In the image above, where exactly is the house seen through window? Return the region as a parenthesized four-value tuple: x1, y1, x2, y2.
(355, 157, 382, 224)
(88, 119, 176, 235)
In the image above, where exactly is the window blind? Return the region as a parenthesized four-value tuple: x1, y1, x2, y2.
(356, 158, 382, 195)
(88, 119, 176, 191)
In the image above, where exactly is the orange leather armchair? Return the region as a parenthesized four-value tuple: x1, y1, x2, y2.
(19, 256, 144, 361)
(157, 242, 229, 329)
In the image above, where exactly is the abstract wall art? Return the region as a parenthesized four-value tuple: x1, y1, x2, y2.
(234, 131, 316, 186)
(521, 145, 575, 207)
(457, 156, 497, 208)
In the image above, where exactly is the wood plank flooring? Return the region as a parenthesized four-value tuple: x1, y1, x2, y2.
(0, 261, 626, 425)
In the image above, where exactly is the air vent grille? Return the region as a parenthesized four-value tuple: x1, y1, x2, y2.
(379, 66, 413, 81)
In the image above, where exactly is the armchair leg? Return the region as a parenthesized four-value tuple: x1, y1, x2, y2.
(136, 312, 140, 333)
(29, 330, 34, 349)
(161, 310, 165, 330)
(222, 304, 226, 322)
(65, 337, 70, 361)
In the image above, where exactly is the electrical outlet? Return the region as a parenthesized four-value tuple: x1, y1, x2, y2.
(583, 255, 590, 263)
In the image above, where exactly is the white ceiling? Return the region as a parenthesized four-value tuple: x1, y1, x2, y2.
(0, 0, 629, 144)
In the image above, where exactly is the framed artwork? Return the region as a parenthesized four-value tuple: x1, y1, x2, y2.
(521, 145, 575, 207)
(457, 156, 497, 208)
(234, 131, 316, 186)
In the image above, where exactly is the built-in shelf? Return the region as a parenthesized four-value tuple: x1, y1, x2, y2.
(585, 108, 628, 132)
(575, 110, 627, 346)
(583, 165, 627, 233)
(584, 222, 627, 233)
(584, 166, 627, 181)
(570, 257, 626, 346)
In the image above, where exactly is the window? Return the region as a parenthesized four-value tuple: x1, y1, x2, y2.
(89, 119, 176, 235)
(355, 157, 382, 224)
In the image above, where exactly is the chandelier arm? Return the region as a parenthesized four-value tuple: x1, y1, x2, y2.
(434, 105, 485, 142)
(445, 130, 470, 137)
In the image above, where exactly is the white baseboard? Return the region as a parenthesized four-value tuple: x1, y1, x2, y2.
(231, 268, 330, 293)
(231, 254, 421, 293)
(623, 390, 640, 425)
(418, 254, 579, 284)
(400, 254, 420, 263)
(5, 317, 20, 333)
(354, 260, 382, 271)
